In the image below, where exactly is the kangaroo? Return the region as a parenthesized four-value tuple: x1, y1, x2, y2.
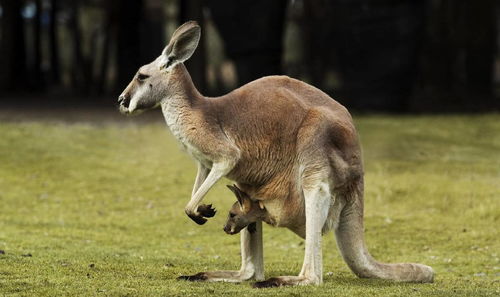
(118, 21, 434, 287)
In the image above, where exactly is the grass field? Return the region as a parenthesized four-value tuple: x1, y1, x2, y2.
(0, 112, 499, 296)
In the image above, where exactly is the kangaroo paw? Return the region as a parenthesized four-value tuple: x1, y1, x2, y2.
(187, 213, 207, 225)
(197, 204, 216, 218)
(177, 272, 208, 281)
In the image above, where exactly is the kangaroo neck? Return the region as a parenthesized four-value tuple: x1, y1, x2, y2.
(162, 63, 204, 107)
(160, 64, 205, 144)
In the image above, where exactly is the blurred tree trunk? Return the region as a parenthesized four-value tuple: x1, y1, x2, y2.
(421, 0, 457, 94)
(49, 0, 60, 84)
(96, 0, 113, 94)
(301, 0, 335, 88)
(97, 31, 111, 94)
(114, 0, 143, 92)
(33, 0, 43, 89)
(416, 0, 497, 111)
(464, 0, 496, 96)
(0, 0, 26, 91)
(179, 0, 206, 94)
(68, 0, 91, 94)
(142, 0, 165, 62)
(331, 0, 425, 112)
(206, 0, 287, 87)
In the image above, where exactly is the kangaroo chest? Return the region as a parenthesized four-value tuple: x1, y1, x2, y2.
(161, 102, 213, 169)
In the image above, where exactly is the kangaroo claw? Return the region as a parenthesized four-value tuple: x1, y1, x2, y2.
(197, 204, 216, 218)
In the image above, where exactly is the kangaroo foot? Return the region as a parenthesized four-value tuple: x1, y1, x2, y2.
(178, 270, 257, 283)
(253, 276, 319, 288)
(253, 277, 283, 288)
(177, 272, 208, 281)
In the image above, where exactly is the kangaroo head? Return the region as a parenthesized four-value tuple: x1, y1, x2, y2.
(118, 21, 201, 114)
(223, 185, 265, 235)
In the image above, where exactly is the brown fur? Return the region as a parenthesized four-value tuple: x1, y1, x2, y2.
(118, 21, 434, 286)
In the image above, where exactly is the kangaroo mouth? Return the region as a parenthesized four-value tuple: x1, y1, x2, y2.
(118, 104, 130, 115)
(118, 104, 145, 116)
(224, 226, 240, 235)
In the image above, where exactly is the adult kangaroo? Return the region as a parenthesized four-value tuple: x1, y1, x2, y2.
(118, 21, 434, 287)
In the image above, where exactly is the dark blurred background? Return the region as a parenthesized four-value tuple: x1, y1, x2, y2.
(0, 0, 498, 112)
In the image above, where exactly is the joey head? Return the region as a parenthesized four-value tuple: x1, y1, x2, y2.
(223, 185, 267, 235)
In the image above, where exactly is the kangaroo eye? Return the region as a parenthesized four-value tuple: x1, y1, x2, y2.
(137, 73, 150, 81)
(229, 213, 236, 218)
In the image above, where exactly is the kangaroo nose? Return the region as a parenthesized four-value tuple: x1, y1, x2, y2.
(118, 94, 130, 108)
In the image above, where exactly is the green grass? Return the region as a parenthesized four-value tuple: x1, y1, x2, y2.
(0, 113, 499, 296)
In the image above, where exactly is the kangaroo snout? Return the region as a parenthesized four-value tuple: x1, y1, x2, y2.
(118, 94, 130, 108)
(223, 225, 237, 235)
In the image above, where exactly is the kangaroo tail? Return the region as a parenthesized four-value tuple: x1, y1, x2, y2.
(334, 177, 434, 283)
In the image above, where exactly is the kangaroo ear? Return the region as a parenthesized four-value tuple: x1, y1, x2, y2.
(161, 21, 200, 68)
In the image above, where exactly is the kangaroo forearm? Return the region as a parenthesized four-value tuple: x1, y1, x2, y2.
(191, 162, 209, 197)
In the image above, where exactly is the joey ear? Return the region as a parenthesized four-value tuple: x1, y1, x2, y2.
(227, 184, 244, 206)
(239, 197, 252, 214)
(226, 184, 251, 213)
(226, 184, 239, 197)
(162, 21, 201, 68)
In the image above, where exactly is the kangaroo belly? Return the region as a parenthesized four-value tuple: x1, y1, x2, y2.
(263, 194, 341, 240)
(230, 167, 307, 233)
(226, 132, 298, 184)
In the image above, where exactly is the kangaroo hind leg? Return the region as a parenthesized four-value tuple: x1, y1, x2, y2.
(253, 173, 331, 288)
(178, 221, 264, 282)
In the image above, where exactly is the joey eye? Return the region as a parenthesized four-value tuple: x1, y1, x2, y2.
(137, 73, 150, 81)
(229, 213, 236, 218)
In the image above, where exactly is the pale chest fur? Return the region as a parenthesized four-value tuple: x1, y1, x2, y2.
(161, 101, 213, 169)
